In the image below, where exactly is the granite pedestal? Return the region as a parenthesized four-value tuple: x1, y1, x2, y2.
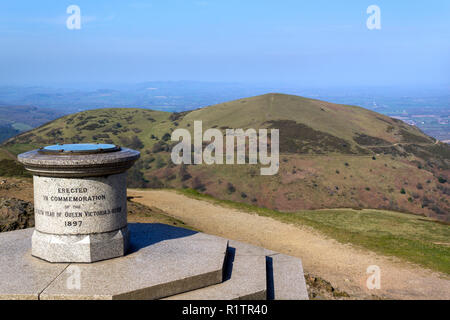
(18, 144, 140, 263)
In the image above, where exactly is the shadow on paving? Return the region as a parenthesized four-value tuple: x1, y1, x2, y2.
(128, 223, 198, 254)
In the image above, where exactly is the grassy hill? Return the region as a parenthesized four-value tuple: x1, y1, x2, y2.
(2, 93, 449, 221)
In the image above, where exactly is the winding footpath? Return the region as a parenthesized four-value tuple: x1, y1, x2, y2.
(129, 189, 450, 300)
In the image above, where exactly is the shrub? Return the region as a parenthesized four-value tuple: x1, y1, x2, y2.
(155, 157, 166, 169)
(227, 183, 236, 194)
(179, 164, 191, 181)
(152, 141, 169, 153)
(421, 196, 431, 208)
(192, 177, 206, 192)
(400, 188, 406, 194)
(162, 133, 171, 142)
(431, 205, 445, 215)
(126, 164, 148, 188)
(0, 160, 31, 177)
(120, 136, 144, 150)
(146, 177, 164, 188)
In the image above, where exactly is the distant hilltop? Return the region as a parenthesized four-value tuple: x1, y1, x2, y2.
(3, 93, 449, 221)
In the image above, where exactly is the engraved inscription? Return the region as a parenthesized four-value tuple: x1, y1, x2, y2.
(33, 174, 127, 235)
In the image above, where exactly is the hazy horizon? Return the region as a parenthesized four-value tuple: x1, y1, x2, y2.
(1, 0, 449, 88)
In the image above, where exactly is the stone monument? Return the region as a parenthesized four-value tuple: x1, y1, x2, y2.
(0, 143, 308, 300)
(17, 143, 140, 263)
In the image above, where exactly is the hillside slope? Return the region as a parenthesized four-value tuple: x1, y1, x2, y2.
(3, 93, 449, 220)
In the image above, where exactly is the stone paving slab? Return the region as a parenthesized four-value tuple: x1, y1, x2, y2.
(0, 228, 69, 300)
(165, 242, 267, 300)
(40, 224, 228, 299)
(0, 224, 228, 300)
(270, 253, 309, 300)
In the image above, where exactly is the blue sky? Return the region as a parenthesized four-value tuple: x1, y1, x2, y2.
(0, 0, 449, 88)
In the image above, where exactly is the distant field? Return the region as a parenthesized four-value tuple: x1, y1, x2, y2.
(179, 189, 450, 274)
(11, 123, 33, 131)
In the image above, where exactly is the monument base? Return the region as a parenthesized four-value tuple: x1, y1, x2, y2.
(32, 227, 129, 263)
(0, 224, 308, 300)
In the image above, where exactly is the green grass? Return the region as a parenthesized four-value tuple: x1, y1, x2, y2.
(180, 93, 431, 145)
(0, 148, 13, 160)
(3, 143, 38, 156)
(0, 159, 31, 177)
(0, 148, 31, 177)
(178, 188, 450, 274)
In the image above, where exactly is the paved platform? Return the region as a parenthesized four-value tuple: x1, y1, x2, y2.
(165, 242, 267, 300)
(0, 224, 308, 300)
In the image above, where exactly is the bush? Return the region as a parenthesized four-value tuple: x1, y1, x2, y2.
(241, 192, 247, 198)
(431, 205, 445, 215)
(400, 188, 406, 194)
(227, 183, 236, 194)
(421, 196, 431, 208)
(120, 136, 144, 150)
(152, 141, 170, 153)
(129, 136, 144, 149)
(192, 177, 206, 192)
(0, 160, 31, 177)
(126, 164, 148, 188)
(438, 177, 447, 184)
(146, 177, 164, 188)
(155, 157, 166, 169)
(179, 164, 191, 181)
(162, 133, 171, 142)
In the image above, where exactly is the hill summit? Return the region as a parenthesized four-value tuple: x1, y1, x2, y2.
(3, 93, 449, 221)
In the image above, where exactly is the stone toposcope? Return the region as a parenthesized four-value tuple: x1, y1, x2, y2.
(18, 143, 140, 263)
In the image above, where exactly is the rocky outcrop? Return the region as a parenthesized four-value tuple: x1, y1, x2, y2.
(0, 197, 34, 232)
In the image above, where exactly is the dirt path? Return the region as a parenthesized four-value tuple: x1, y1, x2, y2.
(129, 189, 450, 300)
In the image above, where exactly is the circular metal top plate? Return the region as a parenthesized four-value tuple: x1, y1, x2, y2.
(39, 143, 120, 155)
